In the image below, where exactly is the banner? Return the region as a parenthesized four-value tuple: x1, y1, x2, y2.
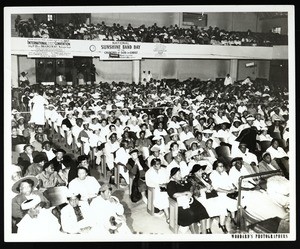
(11, 37, 287, 60)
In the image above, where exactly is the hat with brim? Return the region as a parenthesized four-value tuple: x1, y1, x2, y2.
(54, 148, 66, 154)
(246, 115, 255, 121)
(99, 183, 113, 192)
(21, 195, 41, 210)
(12, 176, 39, 194)
(150, 145, 161, 152)
(152, 135, 162, 141)
(231, 157, 243, 164)
(129, 148, 139, 155)
(202, 129, 214, 134)
(190, 164, 207, 174)
(170, 167, 180, 178)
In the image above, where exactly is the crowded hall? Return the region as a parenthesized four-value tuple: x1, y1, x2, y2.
(6, 8, 294, 239)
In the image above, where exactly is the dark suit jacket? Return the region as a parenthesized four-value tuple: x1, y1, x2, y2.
(18, 151, 39, 173)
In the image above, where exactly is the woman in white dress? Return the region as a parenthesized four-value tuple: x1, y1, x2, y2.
(29, 89, 48, 126)
(145, 158, 170, 222)
(209, 160, 238, 225)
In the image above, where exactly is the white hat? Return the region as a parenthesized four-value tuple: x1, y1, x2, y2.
(261, 126, 268, 131)
(150, 145, 161, 152)
(246, 115, 255, 121)
(202, 129, 213, 134)
(152, 135, 162, 141)
(21, 195, 41, 210)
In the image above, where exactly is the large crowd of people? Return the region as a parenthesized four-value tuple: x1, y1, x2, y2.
(14, 15, 288, 46)
(10, 73, 290, 235)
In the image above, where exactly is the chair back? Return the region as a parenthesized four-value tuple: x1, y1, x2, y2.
(215, 145, 231, 158)
(147, 187, 155, 216)
(14, 144, 27, 154)
(43, 186, 68, 207)
(259, 141, 271, 152)
(169, 197, 179, 233)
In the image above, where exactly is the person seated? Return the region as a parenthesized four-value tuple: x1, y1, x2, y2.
(60, 192, 94, 234)
(12, 176, 50, 221)
(90, 183, 132, 234)
(50, 148, 67, 172)
(231, 142, 258, 166)
(24, 153, 47, 176)
(167, 167, 209, 234)
(31, 133, 44, 152)
(209, 160, 238, 225)
(145, 158, 170, 222)
(114, 140, 131, 185)
(266, 138, 288, 159)
(36, 161, 66, 191)
(17, 144, 40, 175)
(147, 145, 168, 167)
(167, 151, 190, 178)
(135, 130, 152, 160)
(12, 126, 27, 151)
(68, 167, 101, 202)
(126, 148, 149, 197)
(187, 164, 231, 234)
(10, 165, 23, 199)
(41, 141, 56, 161)
(16, 195, 60, 235)
(258, 151, 281, 173)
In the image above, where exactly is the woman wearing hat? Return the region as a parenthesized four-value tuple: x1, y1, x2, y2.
(167, 167, 209, 234)
(16, 195, 60, 235)
(187, 164, 229, 234)
(17, 144, 40, 175)
(60, 192, 94, 234)
(36, 161, 65, 191)
(12, 176, 50, 220)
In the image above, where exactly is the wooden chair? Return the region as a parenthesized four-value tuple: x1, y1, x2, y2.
(259, 141, 271, 152)
(114, 163, 120, 189)
(14, 144, 27, 154)
(43, 186, 68, 207)
(168, 197, 179, 233)
(101, 155, 107, 178)
(128, 173, 135, 195)
(215, 145, 231, 158)
(147, 187, 155, 216)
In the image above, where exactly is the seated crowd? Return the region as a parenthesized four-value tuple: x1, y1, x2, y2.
(14, 15, 288, 46)
(10, 75, 290, 234)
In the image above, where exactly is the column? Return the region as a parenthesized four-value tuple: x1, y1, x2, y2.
(11, 55, 19, 88)
(132, 59, 141, 84)
(230, 59, 238, 82)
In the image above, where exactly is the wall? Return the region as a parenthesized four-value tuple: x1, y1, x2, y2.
(93, 59, 132, 83)
(237, 60, 270, 81)
(18, 56, 37, 85)
(141, 59, 230, 81)
(91, 13, 179, 28)
(11, 14, 34, 36)
(258, 17, 288, 35)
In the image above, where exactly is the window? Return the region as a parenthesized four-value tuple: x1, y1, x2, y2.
(272, 27, 281, 34)
(47, 14, 53, 21)
(182, 12, 207, 27)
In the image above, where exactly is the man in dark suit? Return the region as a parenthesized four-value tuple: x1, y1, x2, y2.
(18, 144, 39, 175)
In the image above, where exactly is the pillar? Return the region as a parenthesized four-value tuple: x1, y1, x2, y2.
(230, 59, 238, 82)
(11, 55, 19, 88)
(132, 59, 141, 84)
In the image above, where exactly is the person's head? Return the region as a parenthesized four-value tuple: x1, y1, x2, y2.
(36, 126, 44, 134)
(196, 132, 203, 141)
(170, 167, 181, 181)
(170, 142, 179, 152)
(55, 149, 66, 160)
(43, 161, 55, 173)
(99, 183, 113, 200)
(213, 160, 225, 173)
(109, 133, 117, 143)
(139, 130, 145, 139)
(190, 164, 207, 178)
(83, 122, 89, 130)
(16, 178, 37, 195)
(190, 141, 199, 151)
(238, 143, 247, 153)
(271, 138, 279, 149)
(78, 155, 89, 168)
(33, 154, 46, 166)
(76, 118, 83, 127)
(42, 141, 52, 151)
(129, 149, 139, 160)
(174, 152, 183, 163)
(67, 193, 81, 208)
(24, 144, 34, 154)
(171, 133, 179, 141)
(11, 126, 18, 136)
(11, 165, 22, 182)
(35, 133, 44, 143)
(231, 157, 243, 171)
(77, 166, 89, 180)
(205, 139, 213, 149)
(151, 158, 161, 171)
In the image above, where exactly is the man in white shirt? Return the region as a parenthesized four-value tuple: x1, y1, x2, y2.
(231, 142, 258, 166)
(224, 74, 233, 86)
(166, 152, 189, 178)
(90, 183, 131, 234)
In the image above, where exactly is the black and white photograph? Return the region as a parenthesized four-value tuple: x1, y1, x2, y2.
(3, 5, 296, 242)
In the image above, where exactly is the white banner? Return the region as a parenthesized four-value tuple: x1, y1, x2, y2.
(11, 37, 288, 60)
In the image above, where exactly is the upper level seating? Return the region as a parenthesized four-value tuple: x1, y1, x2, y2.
(14, 17, 288, 46)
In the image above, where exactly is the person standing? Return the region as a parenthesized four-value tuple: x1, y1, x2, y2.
(28, 89, 48, 126)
